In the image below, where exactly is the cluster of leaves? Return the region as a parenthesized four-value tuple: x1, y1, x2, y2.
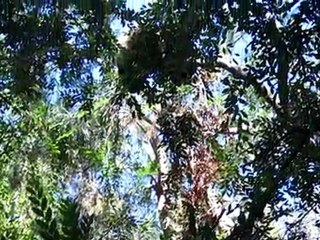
(0, 2, 160, 239)
(27, 176, 92, 240)
(116, 0, 320, 239)
(116, 2, 222, 105)
(0, 2, 117, 110)
(1, 0, 320, 239)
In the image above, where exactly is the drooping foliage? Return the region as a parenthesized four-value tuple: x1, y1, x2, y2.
(0, 0, 320, 239)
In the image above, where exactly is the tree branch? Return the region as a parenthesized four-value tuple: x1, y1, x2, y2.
(214, 57, 281, 113)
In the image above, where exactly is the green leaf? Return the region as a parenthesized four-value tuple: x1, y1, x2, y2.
(29, 196, 40, 206)
(41, 198, 48, 211)
(37, 187, 43, 199)
(32, 207, 44, 217)
(136, 161, 158, 177)
(56, 128, 76, 142)
(26, 186, 37, 196)
(35, 219, 48, 230)
(45, 208, 53, 223)
(49, 219, 58, 233)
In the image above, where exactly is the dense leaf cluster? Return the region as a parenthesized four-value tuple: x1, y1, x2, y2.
(0, 0, 320, 239)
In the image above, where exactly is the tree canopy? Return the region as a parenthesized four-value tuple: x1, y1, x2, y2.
(0, 0, 320, 239)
